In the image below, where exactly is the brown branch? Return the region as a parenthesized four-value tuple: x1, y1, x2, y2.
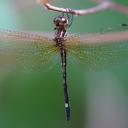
(37, 0, 128, 16)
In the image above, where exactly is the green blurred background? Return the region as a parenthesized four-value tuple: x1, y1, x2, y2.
(0, 0, 128, 128)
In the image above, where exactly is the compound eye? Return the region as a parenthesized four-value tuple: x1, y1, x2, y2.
(61, 17, 66, 22)
(53, 17, 59, 24)
(61, 17, 68, 24)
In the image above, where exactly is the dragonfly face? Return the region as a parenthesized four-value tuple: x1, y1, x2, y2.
(53, 16, 68, 30)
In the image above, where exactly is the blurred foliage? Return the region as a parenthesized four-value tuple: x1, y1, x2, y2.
(0, 0, 128, 128)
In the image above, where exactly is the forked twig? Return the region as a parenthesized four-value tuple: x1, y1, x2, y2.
(37, 0, 128, 16)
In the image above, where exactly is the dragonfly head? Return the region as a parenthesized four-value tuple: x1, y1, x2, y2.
(53, 16, 68, 30)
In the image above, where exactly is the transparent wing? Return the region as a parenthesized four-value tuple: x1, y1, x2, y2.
(1, 29, 128, 72)
(0, 29, 58, 72)
(65, 31, 128, 69)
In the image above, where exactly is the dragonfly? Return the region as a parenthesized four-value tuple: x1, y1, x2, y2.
(0, 1, 128, 120)
(0, 18, 128, 121)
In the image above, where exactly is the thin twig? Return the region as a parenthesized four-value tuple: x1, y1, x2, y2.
(92, 0, 128, 15)
(37, 0, 128, 16)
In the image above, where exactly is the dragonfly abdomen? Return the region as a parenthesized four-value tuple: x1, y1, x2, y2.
(60, 46, 70, 121)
